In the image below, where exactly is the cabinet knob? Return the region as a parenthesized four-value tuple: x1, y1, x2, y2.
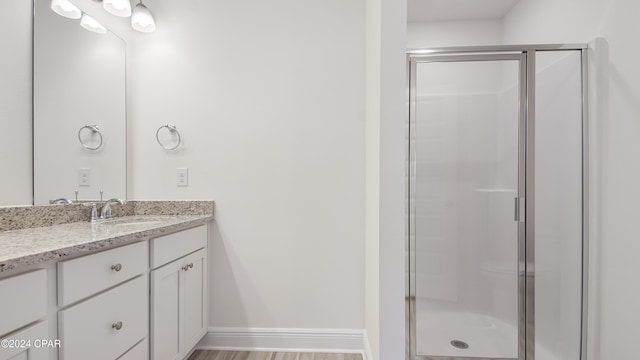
(189, 263, 194, 269)
(112, 321, 123, 330)
(111, 263, 122, 272)
(182, 264, 189, 271)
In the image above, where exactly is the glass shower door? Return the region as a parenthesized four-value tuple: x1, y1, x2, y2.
(410, 55, 525, 359)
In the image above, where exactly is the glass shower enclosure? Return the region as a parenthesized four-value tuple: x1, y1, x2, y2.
(407, 45, 588, 360)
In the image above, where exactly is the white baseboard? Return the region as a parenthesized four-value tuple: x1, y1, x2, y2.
(197, 327, 366, 355)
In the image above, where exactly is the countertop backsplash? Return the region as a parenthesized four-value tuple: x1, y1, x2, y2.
(0, 201, 214, 232)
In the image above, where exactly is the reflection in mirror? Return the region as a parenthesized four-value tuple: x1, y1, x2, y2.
(0, 0, 32, 206)
(33, 0, 126, 205)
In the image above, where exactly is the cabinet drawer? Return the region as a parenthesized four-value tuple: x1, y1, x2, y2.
(118, 338, 148, 360)
(150, 225, 206, 269)
(58, 275, 148, 360)
(0, 321, 49, 360)
(58, 241, 148, 306)
(0, 269, 47, 337)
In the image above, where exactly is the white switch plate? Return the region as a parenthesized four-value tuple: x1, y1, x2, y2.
(177, 168, 188, 187)
(79, 168, 91, 187)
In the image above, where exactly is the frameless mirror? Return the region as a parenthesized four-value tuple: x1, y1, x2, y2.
(33, 0, 126, 205)
(0, 0, 32, 206)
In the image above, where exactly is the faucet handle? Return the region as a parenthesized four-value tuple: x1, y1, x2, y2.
(51, 198, 73, 204)
(82, 203, 98, 222)
(107, 198, 126, 205)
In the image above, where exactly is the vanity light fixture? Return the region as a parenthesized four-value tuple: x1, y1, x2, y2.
(51, 0, 82, 19)
(131, 0, 156, 33)
(102, 0, 132, 18)
(80, 13, 107, 34)
(51, 0, 157, 33)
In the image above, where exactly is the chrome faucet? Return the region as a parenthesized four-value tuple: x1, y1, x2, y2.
(51, 198, 73, 204)
(100, 198, 126, 219)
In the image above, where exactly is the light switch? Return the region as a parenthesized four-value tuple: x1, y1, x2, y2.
(79, 168, 91, 187)
(177, 168, 188, 187)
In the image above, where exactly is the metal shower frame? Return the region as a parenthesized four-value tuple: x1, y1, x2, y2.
(406, 44, 589, 360)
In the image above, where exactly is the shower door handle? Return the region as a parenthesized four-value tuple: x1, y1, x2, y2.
(514, 197, 525, 222)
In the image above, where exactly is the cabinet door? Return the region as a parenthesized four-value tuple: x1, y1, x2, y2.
(151, 248, 208, 360)
(150, 260, 182, 360)
(182, 249, 207, 352)
(0, 321, 49, 360)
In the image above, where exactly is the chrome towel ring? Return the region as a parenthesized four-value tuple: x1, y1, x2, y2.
(156, 124, 182, 150)
(78, 125, 103, 151)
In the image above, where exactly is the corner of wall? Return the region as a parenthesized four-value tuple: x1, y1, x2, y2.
(362, 329, 374, 360)
(585, 36, 608, 360)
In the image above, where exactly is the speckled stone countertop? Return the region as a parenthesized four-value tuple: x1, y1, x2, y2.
(0, 200, 214, 232)
(0, 201, 214, 275)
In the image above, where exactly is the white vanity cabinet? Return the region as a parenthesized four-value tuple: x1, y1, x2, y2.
(150, 226, 208, 360)
(0, 270, 49, 360)
(0, 218, 210, 360)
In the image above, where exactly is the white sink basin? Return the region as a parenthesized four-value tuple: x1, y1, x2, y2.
(99, 216, 165, 228)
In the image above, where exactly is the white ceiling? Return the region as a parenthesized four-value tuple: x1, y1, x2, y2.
(408, 0, 521, 22)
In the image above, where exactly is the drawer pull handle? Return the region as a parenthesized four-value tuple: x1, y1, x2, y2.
(189, 263, 194, 269)
(111, 263, 123, 272)
(112, 321, 123, 330)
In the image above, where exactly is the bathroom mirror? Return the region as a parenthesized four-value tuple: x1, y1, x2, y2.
(0, 0, 32, 206)
(33, 0, 126, 205)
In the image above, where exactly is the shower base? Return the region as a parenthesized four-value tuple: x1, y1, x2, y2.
(414, 301, 559, 359)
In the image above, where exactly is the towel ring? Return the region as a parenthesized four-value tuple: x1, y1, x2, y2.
(156, 124, 181, 150)
(78, 125, 103, 151)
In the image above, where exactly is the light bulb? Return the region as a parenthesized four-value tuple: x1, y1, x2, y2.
(103, 0, 132, 17)
(80, 14, 107, 34)
(50, 0, 82, 19)
(131, 2, 156, 33)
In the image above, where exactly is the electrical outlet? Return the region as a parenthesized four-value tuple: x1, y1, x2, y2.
(177, 168, 188, 187)
(79, 168, 91, 187)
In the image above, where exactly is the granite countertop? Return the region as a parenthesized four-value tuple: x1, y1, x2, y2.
(0, 204, 214, 275)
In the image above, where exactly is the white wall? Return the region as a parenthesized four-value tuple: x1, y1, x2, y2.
(0, 0, 32, 206)
(365, 0, 407, 358)
(130, 0, 366, 342)
(502, 1, 640, 358)
(407, 20, 502, 49)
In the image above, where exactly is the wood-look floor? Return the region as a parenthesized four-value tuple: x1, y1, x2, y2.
(187, 350, 363, 360)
